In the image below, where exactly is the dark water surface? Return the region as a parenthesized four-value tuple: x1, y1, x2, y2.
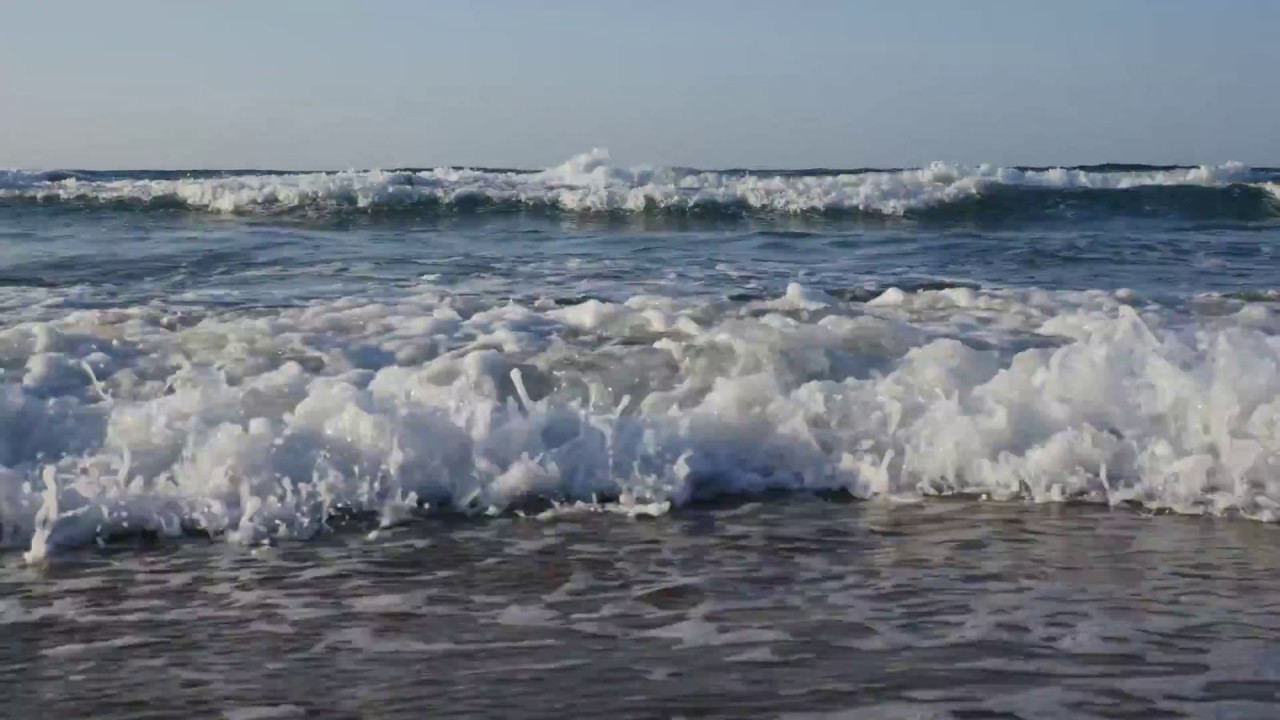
(6, 500, 1280, 719)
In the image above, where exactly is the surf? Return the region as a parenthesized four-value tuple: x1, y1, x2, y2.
(2, 151, 1276, 222)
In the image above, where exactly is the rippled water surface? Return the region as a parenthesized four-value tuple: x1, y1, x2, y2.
(5, 501, 1280, 719)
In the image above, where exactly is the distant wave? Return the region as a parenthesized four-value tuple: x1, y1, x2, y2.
(2, 150, 1278, 220)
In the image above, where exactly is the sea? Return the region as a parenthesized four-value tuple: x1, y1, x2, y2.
(2, 150, 1280, 719)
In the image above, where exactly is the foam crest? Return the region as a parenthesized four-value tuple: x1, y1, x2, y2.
(0, 152, 1269, 216)
(2, 280, 1280, 559)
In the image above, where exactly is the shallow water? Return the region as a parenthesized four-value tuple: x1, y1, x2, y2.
(5, 500, 1280, 718)
(3, 155, 1280, 717)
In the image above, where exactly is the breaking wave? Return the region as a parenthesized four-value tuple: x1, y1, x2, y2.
(2, 150, 1277, 220)
(4, 281, 1280, 561)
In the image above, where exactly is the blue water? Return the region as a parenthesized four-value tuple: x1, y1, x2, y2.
(2, 207, 1278, 307)
(3, 162, 1280, 718)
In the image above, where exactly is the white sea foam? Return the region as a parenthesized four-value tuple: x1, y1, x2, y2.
(2, 280, 1280, 560)
(0, 151, 1267, 215)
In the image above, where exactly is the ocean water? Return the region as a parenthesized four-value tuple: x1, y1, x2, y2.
(3, 151, 1280, 718)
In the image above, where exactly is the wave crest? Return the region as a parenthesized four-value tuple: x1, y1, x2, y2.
(2, 151, 1275, 219)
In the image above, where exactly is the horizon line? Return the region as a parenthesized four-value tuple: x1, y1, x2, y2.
(7, 160, 1276, 176)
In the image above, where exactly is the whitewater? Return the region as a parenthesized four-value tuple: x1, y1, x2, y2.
(2, 149, 1278, 216)
(3, 151, 1280, 561)
(7, 276, 1280, 563)
(4, 151, 1280, 719)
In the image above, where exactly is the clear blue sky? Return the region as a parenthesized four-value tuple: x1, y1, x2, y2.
(2, 0, 1277, 170)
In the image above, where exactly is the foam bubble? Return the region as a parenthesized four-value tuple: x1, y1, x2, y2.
(3, 281, 1280, 560)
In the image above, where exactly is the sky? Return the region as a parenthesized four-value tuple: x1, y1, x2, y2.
(2, 0, 1277, 170)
